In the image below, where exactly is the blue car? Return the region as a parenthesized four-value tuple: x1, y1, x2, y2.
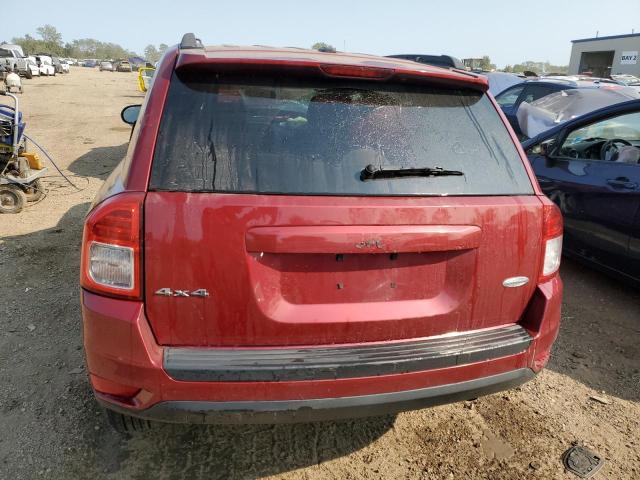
(523, 99, 640, 286)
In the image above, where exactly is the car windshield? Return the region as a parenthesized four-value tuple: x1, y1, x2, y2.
(150, 70, 534, 196)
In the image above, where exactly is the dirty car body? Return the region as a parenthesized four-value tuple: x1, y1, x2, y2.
(81, 35, 563, 426)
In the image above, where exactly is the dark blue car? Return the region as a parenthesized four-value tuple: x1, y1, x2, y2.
(523, 100, 640, 286)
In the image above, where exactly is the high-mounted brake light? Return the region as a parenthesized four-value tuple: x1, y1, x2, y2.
(319, 64, 393, 80)
(80, 192, 144, 299)
(539, 203, 563, 282)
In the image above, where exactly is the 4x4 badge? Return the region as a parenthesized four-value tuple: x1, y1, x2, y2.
(154, 288, 210, 297)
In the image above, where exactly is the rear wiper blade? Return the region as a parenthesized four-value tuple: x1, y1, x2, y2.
(360, 164, 464, 181)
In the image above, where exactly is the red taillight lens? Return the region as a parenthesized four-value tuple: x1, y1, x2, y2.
(320, 64, 393, 79)
(539, 203, 563, 282)
(80, 192, 144, 299)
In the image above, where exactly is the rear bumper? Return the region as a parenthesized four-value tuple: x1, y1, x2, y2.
(97, 368, 535, 424)
(82, 277, 561, 424)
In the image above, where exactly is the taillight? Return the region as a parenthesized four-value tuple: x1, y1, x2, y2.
(319, 64, 393, 80)
(539, 203, 563, 282)
(80, 192, 144, 299)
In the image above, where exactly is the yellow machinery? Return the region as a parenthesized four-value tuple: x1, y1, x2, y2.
(137, 67, 156, 93)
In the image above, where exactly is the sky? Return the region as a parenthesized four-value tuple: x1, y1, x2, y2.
(5, 0, 640, 67)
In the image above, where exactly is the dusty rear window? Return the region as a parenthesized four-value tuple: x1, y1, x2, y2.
(150, 70, 534, 196)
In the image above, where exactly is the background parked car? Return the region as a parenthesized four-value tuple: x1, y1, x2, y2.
(51, 56, 66, 74)
(482, 71, 524, 96)
(115, 59, 132, 72)
(517, 88, 640, 138)
(34, 55, 55, 76)
(495, 77, 638, 137)
(523, 99, 640, 286)
(612, 74, 640, 94)
(0, 45, 33, 79)
(99, 61, 114, 72)
(25, 56, 40, 77)
(386, 54, 465, 69)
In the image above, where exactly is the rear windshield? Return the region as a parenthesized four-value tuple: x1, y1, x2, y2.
(150, 70, 534, 196)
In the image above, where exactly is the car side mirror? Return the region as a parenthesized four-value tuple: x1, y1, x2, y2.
(121, 104, 141, 125)
(530, 139, 555, 158)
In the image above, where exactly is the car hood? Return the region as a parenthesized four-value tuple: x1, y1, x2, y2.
(517, 88, 640, 139)
(521, 98, 640, 149)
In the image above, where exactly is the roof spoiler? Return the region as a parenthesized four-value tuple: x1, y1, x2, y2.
(180, 33, 203, 50)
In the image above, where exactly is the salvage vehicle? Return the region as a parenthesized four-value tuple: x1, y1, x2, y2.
(612, 74, 640, 94)
(34, 56, 55, 76)
(51, 57, 66, 74)
(115, 59, 133, 72)
(495, 78, 637, 137)
(386, 54, 465, 70)
(25, 57, 40, 77)
(52, 57, 69, 73)
(482, 71, 524, 96)
(0, 46, 33, 79)
(523, 99, 640, 286)
(517, 88, 639, 139)
(81, 33, 563, 432)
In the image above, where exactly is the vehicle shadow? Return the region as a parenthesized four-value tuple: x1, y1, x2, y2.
(60, 375, 396, 480)
(547, 257, 640, 402)
(66, 143, 129, 181)
(2, 195, 395, 480)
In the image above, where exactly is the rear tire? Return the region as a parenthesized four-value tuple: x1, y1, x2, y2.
(0, 184, 27, 214)
(25, 179, 45, 202)
(105, 409, 153, 435)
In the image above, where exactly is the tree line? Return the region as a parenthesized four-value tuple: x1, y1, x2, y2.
(5, 25, 168, 62)
(503, 61, 568, 75)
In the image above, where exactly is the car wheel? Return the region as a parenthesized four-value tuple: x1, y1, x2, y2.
(25, 69, 33, 79)
(0, 185, 27, 214)
(105, 409, 152, 435)
(24, 179, 45, 202)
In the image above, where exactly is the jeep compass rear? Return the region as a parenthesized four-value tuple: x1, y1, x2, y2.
(81, 34, 563, 429)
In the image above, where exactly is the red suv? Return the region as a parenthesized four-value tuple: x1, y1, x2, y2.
(81, 34, 563, 431)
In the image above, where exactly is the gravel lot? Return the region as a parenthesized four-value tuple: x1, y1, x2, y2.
(1, 67, 639, 480)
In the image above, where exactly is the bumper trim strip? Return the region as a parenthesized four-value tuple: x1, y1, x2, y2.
(100, 368, 536, 424)
(164, 324, 532, 382)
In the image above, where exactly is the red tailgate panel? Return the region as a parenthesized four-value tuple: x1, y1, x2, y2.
(144, 193, 543, 347)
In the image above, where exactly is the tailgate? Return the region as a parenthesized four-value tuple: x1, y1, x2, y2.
(144, 194, 543, 346)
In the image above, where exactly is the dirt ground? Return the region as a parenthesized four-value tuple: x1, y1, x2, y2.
(0, 67, 639, 480)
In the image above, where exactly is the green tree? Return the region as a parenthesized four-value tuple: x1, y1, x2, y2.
(36, 24, 63, 55)
(501, 61, 568, 75)
(63, 38, 133, 60)
(10, 34, 41, 55)
(158, 43, 168, 55)
(144, 44, 160, 62)
(11, 26, 138, 60)
(311, 42, 336, 52)
(479, 55, 496, 71)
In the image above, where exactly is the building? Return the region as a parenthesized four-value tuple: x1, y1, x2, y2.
(569, 33, 640, 77)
